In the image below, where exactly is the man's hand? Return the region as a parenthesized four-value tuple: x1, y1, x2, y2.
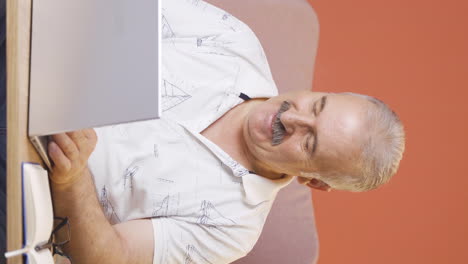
(47, 129, 154, 264)
(48, 129, 97, 189)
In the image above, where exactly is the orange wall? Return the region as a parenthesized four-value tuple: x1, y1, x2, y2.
(307, 0, 468, 263)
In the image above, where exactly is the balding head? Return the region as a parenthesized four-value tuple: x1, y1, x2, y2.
(304, 93, 405, 192)
(348, 93, 405, 191)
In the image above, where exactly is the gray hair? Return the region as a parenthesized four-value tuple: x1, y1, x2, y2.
(303, 93, 405, 192)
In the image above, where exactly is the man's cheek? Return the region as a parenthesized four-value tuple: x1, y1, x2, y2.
(273, 145, 297, 163)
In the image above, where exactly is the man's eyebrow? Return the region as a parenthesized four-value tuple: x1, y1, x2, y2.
(319, 95, 328, 113)
(312, 95, 327, 116)
(310, 95, 327, 156)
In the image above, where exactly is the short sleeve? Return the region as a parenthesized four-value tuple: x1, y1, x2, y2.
(162, 0, 248, 39)
(152, 217, 256, 264)
(161, 0, 278, 124)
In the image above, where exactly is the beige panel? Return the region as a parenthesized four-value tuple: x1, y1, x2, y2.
(7, 0, 44, 263)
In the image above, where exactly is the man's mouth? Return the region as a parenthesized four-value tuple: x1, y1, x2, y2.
(271, 101, 290, 146)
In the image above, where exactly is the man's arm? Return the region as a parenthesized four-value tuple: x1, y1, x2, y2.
(49, 130, 154, 264)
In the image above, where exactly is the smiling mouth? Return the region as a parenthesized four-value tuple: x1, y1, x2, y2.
(271, 101, 290, 146)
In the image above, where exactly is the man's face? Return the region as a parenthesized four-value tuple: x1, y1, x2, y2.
(243, 90, 370, 178)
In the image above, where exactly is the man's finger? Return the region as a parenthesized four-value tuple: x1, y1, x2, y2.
(83, 129, 97, 143)
(67, 130, 87, 152)
(83, 129, 98, 152)
(51, 133, 79, 160)
(48, 141, 72, 172)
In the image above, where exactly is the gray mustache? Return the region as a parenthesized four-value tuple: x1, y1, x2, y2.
(272, 101, 291, 146)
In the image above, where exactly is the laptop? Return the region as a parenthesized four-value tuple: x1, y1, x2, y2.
(28, 0, 162, 170)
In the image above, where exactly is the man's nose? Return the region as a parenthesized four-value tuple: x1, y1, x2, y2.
(280, 111, 315, 134)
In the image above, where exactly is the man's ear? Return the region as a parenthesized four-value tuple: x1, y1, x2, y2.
(297, 176, 331, 192)
(296, 176, 310, 185)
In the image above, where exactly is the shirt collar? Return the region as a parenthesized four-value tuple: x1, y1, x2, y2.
(188, 130, 294, 204)
(242, 174, 294, 205)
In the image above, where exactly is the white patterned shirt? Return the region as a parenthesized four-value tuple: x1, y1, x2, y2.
(88, 0, 293, 263)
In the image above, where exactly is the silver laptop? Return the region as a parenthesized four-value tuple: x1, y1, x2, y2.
(28, 0, 162, 170)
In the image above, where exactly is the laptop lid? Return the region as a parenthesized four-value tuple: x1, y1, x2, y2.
(28, 0, 161, 137)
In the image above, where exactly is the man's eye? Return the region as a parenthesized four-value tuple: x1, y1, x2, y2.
(303, 134, 313, 153)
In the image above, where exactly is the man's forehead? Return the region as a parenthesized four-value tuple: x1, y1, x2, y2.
(318, 95, 369, 157)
